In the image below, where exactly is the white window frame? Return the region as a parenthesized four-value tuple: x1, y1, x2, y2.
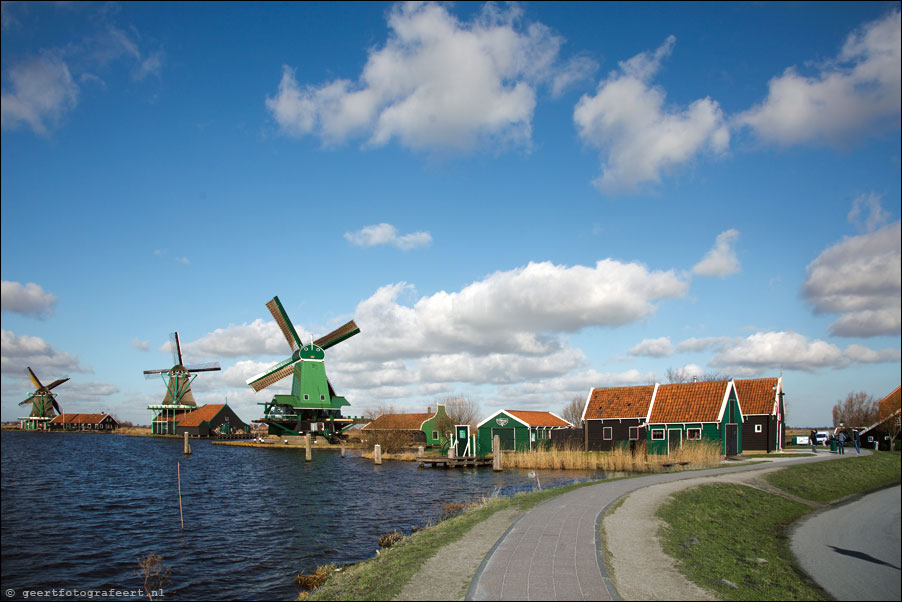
(687, 428, 702, 441)
(432, 430, 438, 441)
(754, 424, 763, 433)
(651, 429, 665, 441)
(603, 426, 613, 440)
(629, 426, 639, 440)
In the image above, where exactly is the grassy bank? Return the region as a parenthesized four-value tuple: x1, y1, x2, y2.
(305, 480, 600, 601)
(657, 452, 901, 600)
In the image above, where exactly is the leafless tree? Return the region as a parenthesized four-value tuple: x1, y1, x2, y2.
(361, 404, 399, 421)
(878, 390, 901, 451)
(561, 394, 585, 426)
(832, 392, 879, 428)
(438, 395, 480, 426)
(665, 367, 730, 383)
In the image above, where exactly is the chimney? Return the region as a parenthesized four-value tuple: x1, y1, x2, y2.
(693, 376, 698, 383)
(427, 406, 431, 414)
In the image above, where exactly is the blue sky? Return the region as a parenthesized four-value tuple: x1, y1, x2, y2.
(2, 1, 900, 427)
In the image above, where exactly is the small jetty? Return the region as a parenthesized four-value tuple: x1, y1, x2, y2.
(418, 455, 492, 468)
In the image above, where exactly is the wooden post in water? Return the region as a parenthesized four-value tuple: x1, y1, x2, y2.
(374, 444, 382, 465)
(305, 435, 312, 462)
(340, 439, 346, 458)
(177, 461, 184, 530)
(493, 435, 502, 472)
(417, 445, 424, 459)
(183, 432, 191, 455)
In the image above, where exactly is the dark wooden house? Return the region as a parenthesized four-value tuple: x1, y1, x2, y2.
(734, 377, 785, 452)
(50, 413, 119, 431)
(173, 404, 249, 437)
(582, 385, 656, 451)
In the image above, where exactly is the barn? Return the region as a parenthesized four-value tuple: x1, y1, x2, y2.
(647, 381, 743, 456)
(171, 404, 249, 437)
(476, 410, 572, 456)
(582, 385, 655, 451)
(50, 413, 119, 431)
(734, 377, 785, 452)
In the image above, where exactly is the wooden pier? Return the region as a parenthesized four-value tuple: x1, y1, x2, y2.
(418, 455, 492, 468)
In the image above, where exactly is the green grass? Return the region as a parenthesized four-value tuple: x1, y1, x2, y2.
(306, 480, 601, 601)
(764, 451, 901, 503)
(657, 483, 825, 600)
(657, 452, 901, 600)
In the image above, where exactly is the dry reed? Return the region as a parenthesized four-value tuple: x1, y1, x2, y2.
(501, 440, 723, 472)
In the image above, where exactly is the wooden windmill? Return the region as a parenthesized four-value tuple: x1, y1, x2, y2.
(246, 296, 359, 441)
(18, 367, 68, 430)
(144, 332, 220, 434)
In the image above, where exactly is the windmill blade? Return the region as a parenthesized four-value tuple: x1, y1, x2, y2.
(246, 358, 297, 392)
(46, 377, 70, 390)
(144, 368, 172, 380)
(19, 395, 36, 406)
(51, 397, 62, 415)
(170, 332, 184, 367)
(267, 297, 302, 351)
(27, 367, 44, 390)
(184, 362, 221, 373)
(314, 320, 360, 351)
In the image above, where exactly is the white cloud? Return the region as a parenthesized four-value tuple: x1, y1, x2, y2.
(131, 339, 150, 351)
(1, 55, 78, 135)
(181, 319, 311, 359)
(573, 35, 729, 192)
(344, 223, 432, 250)
(707, 330, 900, 373)
(266, 2, 591, 153)
(737, 10, 901, 147)
(693, 228, 741, 277)
(803, 221, 901, 337)
(64, 381, 119, 402)
(0, 329, 91, 375)
(676, 337, 730, 352)
(848, 192, 891, 233)
(629, 337, 674, 357)
(1, 281, 58, 318)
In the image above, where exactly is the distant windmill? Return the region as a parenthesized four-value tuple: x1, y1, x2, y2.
(145, 332, 220, 434)
(246, 296, 359, 441)
(144, 332, 220, 406)
(18, 367, 69, 430)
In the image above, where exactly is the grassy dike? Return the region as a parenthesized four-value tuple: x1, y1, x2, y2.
(656, 452, 901, 601)
(305, 480, 600, 601)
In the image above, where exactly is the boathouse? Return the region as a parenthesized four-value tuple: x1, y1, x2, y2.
(173, 403, 249, 437)
(582, 385, 656, 451)
(476, 410, 572, 455)
(734, 377, 785, 452)
(647, 381, 743, 456)
(50, 413, 119, 431)
(361, 404, 451, 447)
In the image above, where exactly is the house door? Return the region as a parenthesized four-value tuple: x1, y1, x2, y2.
(668, 429, 682, 455)
(726, 424, 738, 456)
(492, 427, 515, 450)
(455, 425, 470, 456)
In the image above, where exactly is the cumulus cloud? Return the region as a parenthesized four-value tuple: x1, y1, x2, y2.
(266, 2, 592, 152)
(736, 10, 901, 147)
(803, 221, 901, 337)
(573, 35, 729, 192)
(848, 192, 891, 233)
(1, 56, 78, 135)
(629, 337, 675, 357)
(345, 223, 432, 250)
(180, 319, 310, 359)
(131, 339, 150, 351)
(0, 329, 91, 375)
(1, 281, 58, 318)
(693, 229, 741, 277)
(65, 381, 119, 402)
(707, 330, 899, 374)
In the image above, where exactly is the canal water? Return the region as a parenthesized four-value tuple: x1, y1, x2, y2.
(1, 431, 600, 600)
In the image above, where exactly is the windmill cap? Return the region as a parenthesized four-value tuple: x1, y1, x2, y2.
(298, 344, 325, 360)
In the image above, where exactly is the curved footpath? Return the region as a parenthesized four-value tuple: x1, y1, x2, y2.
(461, 452, 848, 601)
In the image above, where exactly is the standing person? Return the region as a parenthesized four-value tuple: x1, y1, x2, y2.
(853, 429, 861, 454)
(810, 428, 818, 453)
(835, 426, 846, 455)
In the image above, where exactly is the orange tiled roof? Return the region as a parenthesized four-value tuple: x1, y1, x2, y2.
(176, 404, 226, 427)
(649, 381, 732, 424)
(878, 386, 901, 416)
(584, 385, 656, 420)
(50, 413, 115, 425)
(505, 410, 571, 427)
(733, 378, 778, 415)
(362, 412, 432, 431)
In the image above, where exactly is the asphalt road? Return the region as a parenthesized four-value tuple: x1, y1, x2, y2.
(791, 484, 901, 601)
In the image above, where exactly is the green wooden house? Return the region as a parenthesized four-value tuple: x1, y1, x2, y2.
(361, 404, 452, 447)
(476, 410, 572, 456)
(646, 380, 743, 455)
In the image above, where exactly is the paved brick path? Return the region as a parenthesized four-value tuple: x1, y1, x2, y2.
(468, 454, 840, 601)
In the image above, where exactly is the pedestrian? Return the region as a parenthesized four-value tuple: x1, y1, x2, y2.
(853, 429, 860, 454)
(836, 429, 845, 455)
(810, 428, 818, 453)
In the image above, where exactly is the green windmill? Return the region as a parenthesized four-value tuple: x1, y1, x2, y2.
(247, 296, 360, 441)
(18, 367, 68, 430)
